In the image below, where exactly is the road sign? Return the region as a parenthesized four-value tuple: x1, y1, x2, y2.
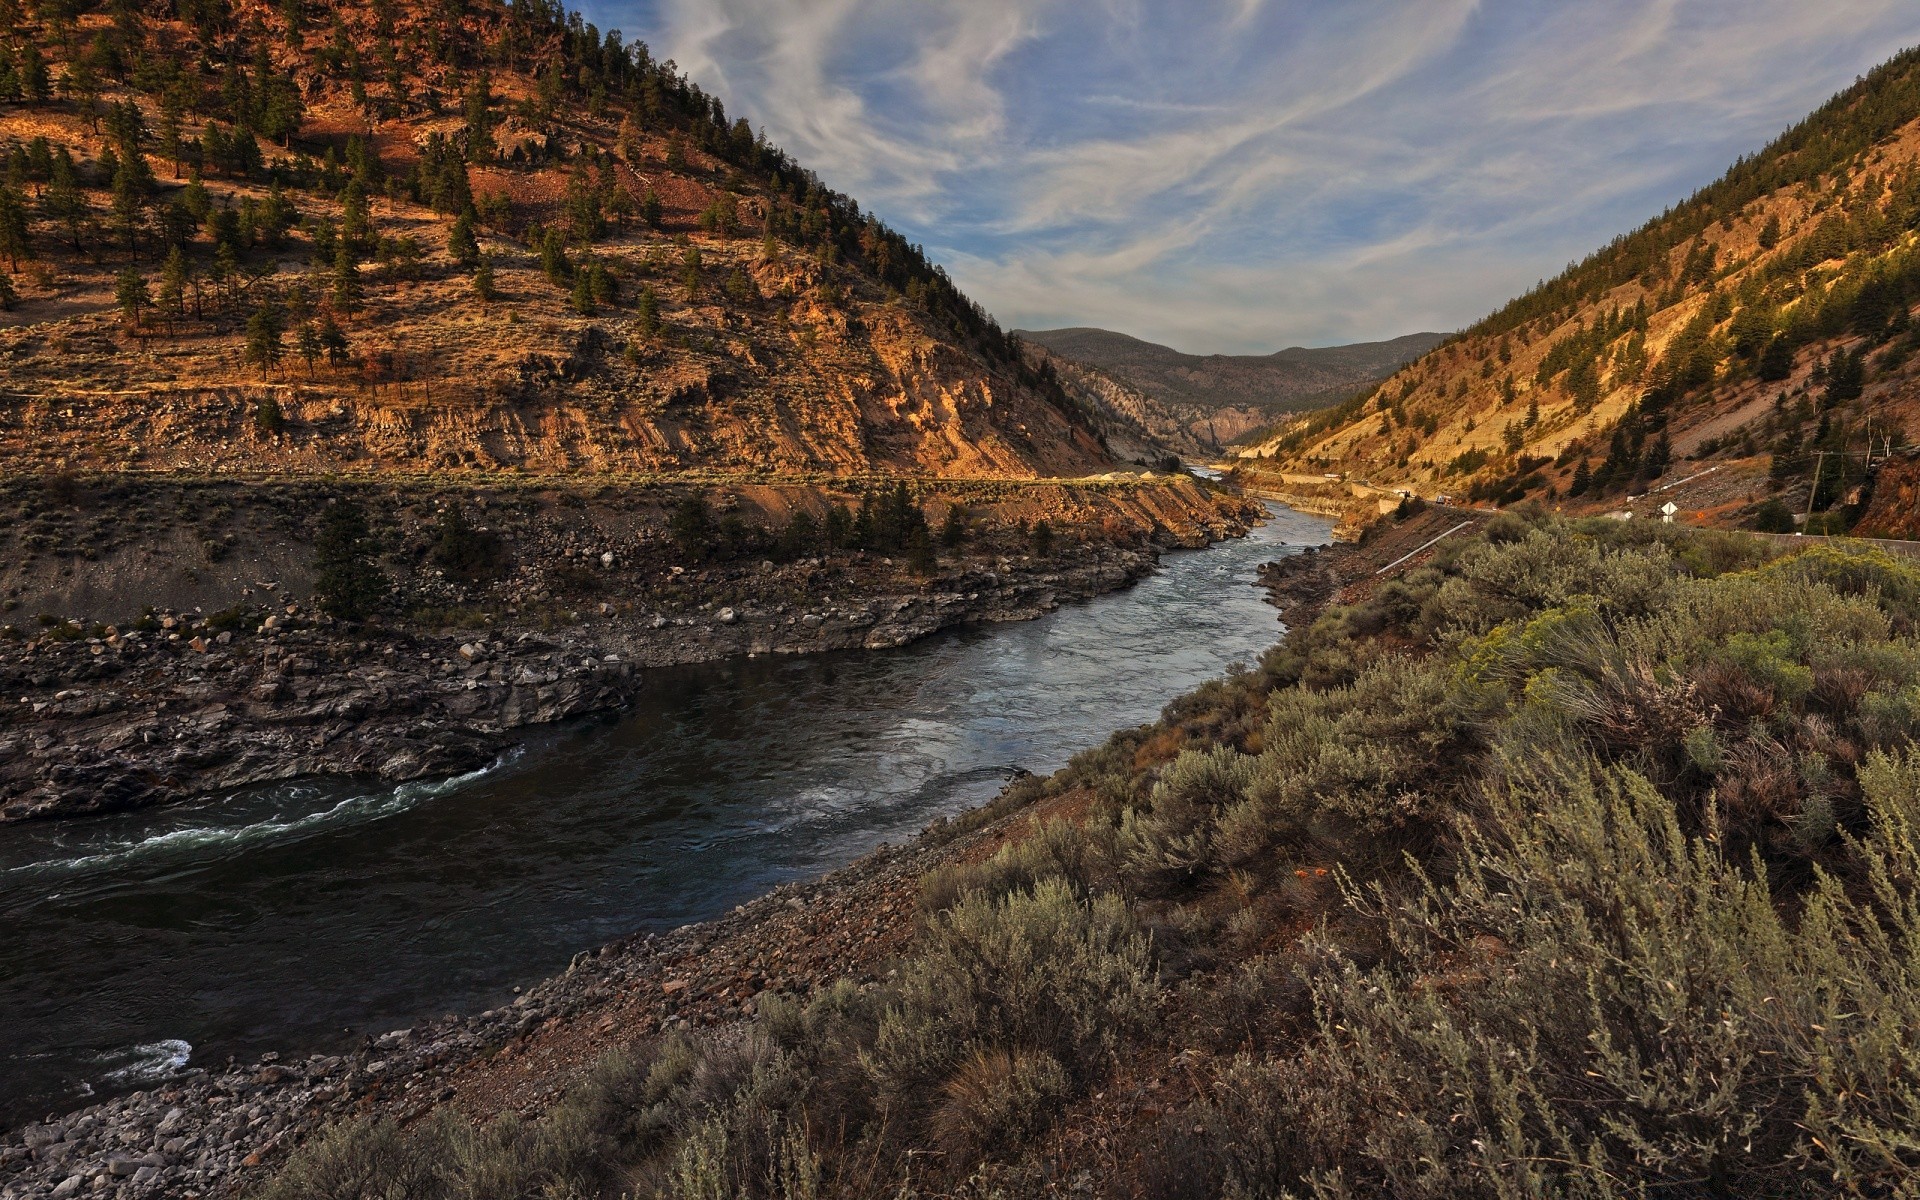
(1661, 501, 1679, 524)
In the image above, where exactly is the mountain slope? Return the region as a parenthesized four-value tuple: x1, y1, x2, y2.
(1021, 326, 1443, 449)
(1242, 46, 1920, 531)
(0, 0, 1113, 481)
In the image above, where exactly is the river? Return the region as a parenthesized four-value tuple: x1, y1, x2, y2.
(0, 502, 1331, 1128)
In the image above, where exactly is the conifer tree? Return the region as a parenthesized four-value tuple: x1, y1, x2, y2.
(473, 254, 496, 302)
(634, 283, 661, 339)
(447, 211, 479, 265)
(0, 185, 29, 269)
(245, 302, 286, 377)
(331, 243, 362, 312)
(296, 320, 321, 375)
(1030, 518, 1054, 557)
(312, 500, 389, 621)
(114, 266, 149, 329)
(670, 493, 713, 562)
(157, 247, 189, 332)
(43, 149, 87, 251)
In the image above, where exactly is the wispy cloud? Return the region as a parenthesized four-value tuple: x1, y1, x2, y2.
(586, 0, 1920, 353)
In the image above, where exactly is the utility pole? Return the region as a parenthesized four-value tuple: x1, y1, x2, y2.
(1803, 449, 1824, 535)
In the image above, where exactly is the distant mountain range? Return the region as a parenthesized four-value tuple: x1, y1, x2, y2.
(1019, 327, 1444, 454)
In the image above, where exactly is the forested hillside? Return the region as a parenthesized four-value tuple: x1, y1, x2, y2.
(1244, 46, 1920, 533)
(0, 0, 1115, 479)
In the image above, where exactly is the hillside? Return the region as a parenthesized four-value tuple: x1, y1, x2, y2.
(1241, 46, 1920, 533)
(1021, 326, 1443, 450)
(0, 0, 1115, 481)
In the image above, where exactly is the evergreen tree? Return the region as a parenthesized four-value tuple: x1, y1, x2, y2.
(1030, 518, 1054, 557)
(312, 500, 389, 621)
(0, 185, 29, 269)
(318, 313, 350, 368)
(447, 211, 479, 265)
(681, 245, 702, 300)
(43, 149, 87, 251)
(670, 493, 713, 562)
(157, 247, 189, 332)
(940, 504, 967, 549)
(571, 269, 595, 315)
(1753, 497, 1796, 532)
(296, 320, 321, 375)
(639, 187, 662, 229)
(0, 272, 15, 311)
(1758, 334, 1795, 381)
(473, 254, 496, 302)
(777, 510, 818, 560)
(539, 225, 570, 285)
(256, 391, 285, 434)
(1568, 459, 1592, 497)
(906, 522, 935, 575)
(634, 284, 660, 339)
(588, 261, 616, 306)
(114, 267, 149, 329)
(824, 503, 852, 550)
(1823, 348, 1866, 407)
(245, 302, 286, 377)
(331, 243, 362, 312)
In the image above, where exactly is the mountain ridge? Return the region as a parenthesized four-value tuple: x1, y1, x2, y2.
(1018, 325, 1443, 452)
(1240, 45, 1920, 534)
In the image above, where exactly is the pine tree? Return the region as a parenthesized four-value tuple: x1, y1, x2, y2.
(1030, 518, 1054, 557)
(1759, 334, 1794, 382)
(157, 247, 189, 332)
(473, 254, 496, 302)
(318, 313, 350, 368)
(681, 245, 702, 300)
(639, 188, 662, 229)
(331, 243, 362, 312)
(114, 267, 149, 329)
(245, 302, 286, 377)
(312, 500, 389, 621)
(43, 149, 87, 251)
(906, 522, 935, 575)
(447, 211, 479, 265)
(1569, 459, 1592, 496)
(940, 505, 967, 549)
(670, 493, 713, 562)
(634, 284, 660, 339)
(539, 225, 569, 285)
(0, 273, 16, 311)
(571, 269, 596, 315)
(0, 185, 29, 269)
(296, 320, 321, 375)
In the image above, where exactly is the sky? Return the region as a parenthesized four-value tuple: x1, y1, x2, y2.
(577, 1, 1920, 355)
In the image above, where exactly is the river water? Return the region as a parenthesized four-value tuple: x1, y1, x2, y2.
(0, 503, 1331, 1127)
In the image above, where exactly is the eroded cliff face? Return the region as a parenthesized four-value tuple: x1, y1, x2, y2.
(1856, 454, 1920, 538)
(0, 257, 1111, 481)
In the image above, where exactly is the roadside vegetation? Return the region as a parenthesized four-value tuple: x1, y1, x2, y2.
(261, 508, 1920, 1196)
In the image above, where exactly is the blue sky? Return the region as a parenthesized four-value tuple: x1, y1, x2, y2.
(579, 1, 1920, 354)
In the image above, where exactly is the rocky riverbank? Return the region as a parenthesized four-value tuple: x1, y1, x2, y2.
(0, 539, 1195, 823)
(0, 779, 1051, 1200)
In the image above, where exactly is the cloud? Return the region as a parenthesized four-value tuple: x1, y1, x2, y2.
(585, 0, 1920, 353)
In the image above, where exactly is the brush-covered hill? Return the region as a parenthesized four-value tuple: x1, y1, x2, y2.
(1021, 326, 1442, 451)
(1241, 47, 1920, 534)
(0, 0, 1115, 481)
